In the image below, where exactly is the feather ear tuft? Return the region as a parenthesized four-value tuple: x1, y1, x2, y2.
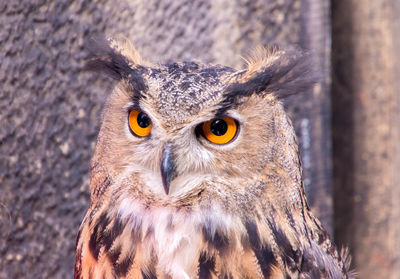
(218, 46, 318, 114)
(109, 34, 145, 66)
(84, 36, 134, 81)
(239, 46, 317, 99)
(84, 36, 147, 93)
(240, 45, 282, 81)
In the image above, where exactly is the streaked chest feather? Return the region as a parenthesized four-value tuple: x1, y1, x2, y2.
(77, 199, 261, 279)
(117, 199, 228, 279)
(76, 196, 351, 279)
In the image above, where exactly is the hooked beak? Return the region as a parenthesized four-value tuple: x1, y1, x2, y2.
(160, 144, 177, 195)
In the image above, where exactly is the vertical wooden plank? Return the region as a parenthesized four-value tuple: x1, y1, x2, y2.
(332, 1, 400, 277)
(300, 0, 332, 232)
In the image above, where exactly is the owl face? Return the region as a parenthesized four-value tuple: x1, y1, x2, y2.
(87, 37, 313, 207)
(95, 58, 286, 201)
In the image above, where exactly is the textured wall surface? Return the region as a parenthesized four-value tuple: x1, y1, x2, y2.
(0, 0, 331, 277)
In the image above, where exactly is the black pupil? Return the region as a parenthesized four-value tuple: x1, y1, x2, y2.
(137, 112, 151, 128)
(210, 119, 228, 136)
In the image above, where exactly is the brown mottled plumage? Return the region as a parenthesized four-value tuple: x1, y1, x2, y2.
(74, 37, 353, 279)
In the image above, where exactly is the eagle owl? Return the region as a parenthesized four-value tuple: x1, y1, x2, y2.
(74, 36, 352, 279)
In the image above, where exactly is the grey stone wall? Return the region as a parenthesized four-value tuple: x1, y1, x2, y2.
(0, 0, 331, 277)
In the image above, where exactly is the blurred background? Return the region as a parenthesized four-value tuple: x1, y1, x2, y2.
(0, 0, 399, 278)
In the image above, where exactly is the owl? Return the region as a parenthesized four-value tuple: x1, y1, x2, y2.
(74, 36, 353, 279)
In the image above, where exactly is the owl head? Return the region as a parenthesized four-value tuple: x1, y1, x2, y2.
(86, 36, 314, 209)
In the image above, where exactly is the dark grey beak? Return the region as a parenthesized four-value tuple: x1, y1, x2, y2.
(160, 144, 177, 195)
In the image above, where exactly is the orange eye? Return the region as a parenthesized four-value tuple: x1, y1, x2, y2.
(201, 117, 238, 144)
(128, 110, 152, 137)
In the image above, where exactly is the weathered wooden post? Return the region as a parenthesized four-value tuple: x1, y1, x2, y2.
(332, 0, 400, 277)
